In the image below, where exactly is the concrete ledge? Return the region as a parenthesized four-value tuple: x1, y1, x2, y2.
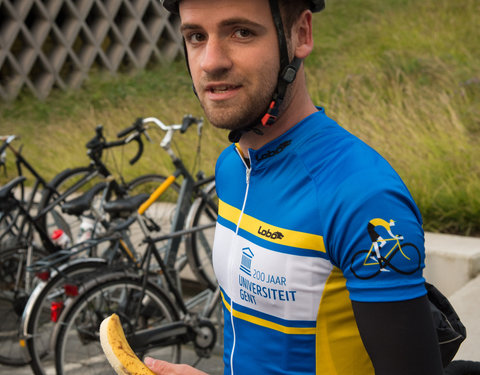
(424, 232, 480, 296)
(449, 275, 480, 361)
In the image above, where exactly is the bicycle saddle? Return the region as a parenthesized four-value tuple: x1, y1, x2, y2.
(0, 176, 26, 200)
(61, 182, 108, 216)
(103, 193, 150, 218)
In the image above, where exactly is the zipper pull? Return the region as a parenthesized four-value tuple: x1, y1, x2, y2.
(246, 168, 251, 185)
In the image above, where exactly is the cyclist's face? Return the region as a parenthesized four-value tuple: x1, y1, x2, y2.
(180, 0, 280, 131)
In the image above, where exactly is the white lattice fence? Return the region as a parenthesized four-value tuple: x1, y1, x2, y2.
(0, 0, 182, 100)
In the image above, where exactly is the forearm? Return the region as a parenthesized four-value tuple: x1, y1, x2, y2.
(352, 295, 444, 375)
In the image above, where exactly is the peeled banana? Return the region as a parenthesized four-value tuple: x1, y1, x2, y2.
(100, 313, 155, 375)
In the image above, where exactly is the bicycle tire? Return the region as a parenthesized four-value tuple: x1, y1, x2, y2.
(0, 207, 23, 247)
(386, 242, 421, 275)
(37, 166, 102, 246)
(0, 178, 26, 247)
(185, 181, 217, 290)
(0, 244, 48, 366)
(53, 272, 181, 375)
(24, 258, 108, 375)
(349, 249, 382, 280)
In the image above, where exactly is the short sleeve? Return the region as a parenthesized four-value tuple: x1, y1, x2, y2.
(326, 169, 427, 302)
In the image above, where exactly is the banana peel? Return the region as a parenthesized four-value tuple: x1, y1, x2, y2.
(100, 313, 155, 375)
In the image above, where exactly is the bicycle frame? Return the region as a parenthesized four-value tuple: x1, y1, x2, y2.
(36, 135, 139, 221)
(0, 136, 51, 244)
(362, 236, 412, 266)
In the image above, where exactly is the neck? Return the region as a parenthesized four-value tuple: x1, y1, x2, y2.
(239, 70, 316, 151)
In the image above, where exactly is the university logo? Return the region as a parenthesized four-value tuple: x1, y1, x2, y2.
(240, 247, 254, 276)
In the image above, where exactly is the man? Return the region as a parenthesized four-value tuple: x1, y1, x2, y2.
(146, 0, 444, 373)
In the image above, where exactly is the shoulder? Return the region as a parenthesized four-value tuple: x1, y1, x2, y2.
(292, 110, 402, 192)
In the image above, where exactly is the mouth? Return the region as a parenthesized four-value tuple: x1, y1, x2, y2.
(205, 84, 241, 95)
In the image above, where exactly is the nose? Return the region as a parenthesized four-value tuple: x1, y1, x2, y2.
(200, 37, 233, 75)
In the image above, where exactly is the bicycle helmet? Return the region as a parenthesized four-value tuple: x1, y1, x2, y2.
(161, 0, 326, 142)
(162, 0, 325, 14)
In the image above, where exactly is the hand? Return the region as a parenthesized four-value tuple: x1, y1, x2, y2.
(144, 357, 209, 375)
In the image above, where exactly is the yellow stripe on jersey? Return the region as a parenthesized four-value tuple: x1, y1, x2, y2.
(316, 267, 374, 374)
(221, 291, 316, 335)
(219, 199, 326, 252)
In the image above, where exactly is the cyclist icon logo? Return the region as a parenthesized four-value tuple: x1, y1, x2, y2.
(350, 218, 421, 280)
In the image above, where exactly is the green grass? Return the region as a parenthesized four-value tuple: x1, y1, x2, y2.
(1, 0, 479, 236)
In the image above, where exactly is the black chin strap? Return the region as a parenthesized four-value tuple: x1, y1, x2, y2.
(228, 56, 302, 143)
(228, 0, 302, 143)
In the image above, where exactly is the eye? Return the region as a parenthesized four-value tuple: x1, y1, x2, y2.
(185, 32, 206, 44)
(233, 28, 252, 39)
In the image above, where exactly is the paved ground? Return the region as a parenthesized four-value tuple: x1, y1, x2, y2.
(450, 275, 480, 362)
(0, 344, 223, 375)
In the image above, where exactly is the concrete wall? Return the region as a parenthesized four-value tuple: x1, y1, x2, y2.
(424, 232, 480, 296)
(0, 0, 182, 100)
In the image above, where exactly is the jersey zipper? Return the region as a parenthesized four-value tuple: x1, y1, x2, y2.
(229, 149, 252, 375)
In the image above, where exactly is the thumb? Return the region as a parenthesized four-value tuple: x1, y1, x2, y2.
(144, 357, 209, 375)
(144, 357, 172, 374)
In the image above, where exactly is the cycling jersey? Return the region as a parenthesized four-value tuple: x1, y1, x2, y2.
(212, 108, 427, 374)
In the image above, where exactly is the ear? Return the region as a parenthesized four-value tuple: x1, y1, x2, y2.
(293, 10, 314, 59)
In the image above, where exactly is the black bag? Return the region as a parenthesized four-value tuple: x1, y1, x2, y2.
(426, 282, 467, 367)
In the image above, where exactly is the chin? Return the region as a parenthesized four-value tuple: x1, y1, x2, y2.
(203, 106, 262, 132)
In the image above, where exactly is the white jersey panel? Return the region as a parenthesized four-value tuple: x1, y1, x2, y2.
(213, 222, 334, 322)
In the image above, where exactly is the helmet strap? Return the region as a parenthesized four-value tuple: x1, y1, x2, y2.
(261, 56, 302, 126)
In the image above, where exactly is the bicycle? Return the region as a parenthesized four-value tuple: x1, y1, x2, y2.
(0, 125, 171, 253)
(0, 126, 170, 366)
(35, 121, 172, 246)
(20, 183, 166, 375)
(52, 237, 221, 375)
(18, 115, 217, 374)
(51, 115, 219, 375)
(349, 227, 421, 280)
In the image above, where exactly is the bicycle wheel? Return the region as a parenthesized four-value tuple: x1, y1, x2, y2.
(54, 272, 181, 375)
(349, 249, 382, 280)
(37, 166, 102, 246)
(185, 181, 217, 290)
(0, 244, 48, 366)
(0, 180, 26, 247)
(386, 243, 421, 275)
(24, 258, 108, 375)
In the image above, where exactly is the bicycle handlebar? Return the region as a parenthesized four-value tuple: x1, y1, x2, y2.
(85, 124, 144, 165)
(117, 117, 144, 138)
(181, 114, 198, 133)
(85, 114, 203, 166)
(142, 115, 204, 148)
(142, 115, 203, 132)
(0, 135, 17, 154)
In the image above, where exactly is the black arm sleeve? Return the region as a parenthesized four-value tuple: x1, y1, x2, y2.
(352, 295, 444, 375)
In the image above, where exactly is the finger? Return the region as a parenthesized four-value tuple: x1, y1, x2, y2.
(144, 357, 209, 375)
(144, 357, 172, 374)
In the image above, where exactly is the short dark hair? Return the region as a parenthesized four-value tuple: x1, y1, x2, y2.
(278, 0, 310, 37)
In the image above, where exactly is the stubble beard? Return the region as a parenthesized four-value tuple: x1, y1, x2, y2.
(197, 74, 277, 132)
